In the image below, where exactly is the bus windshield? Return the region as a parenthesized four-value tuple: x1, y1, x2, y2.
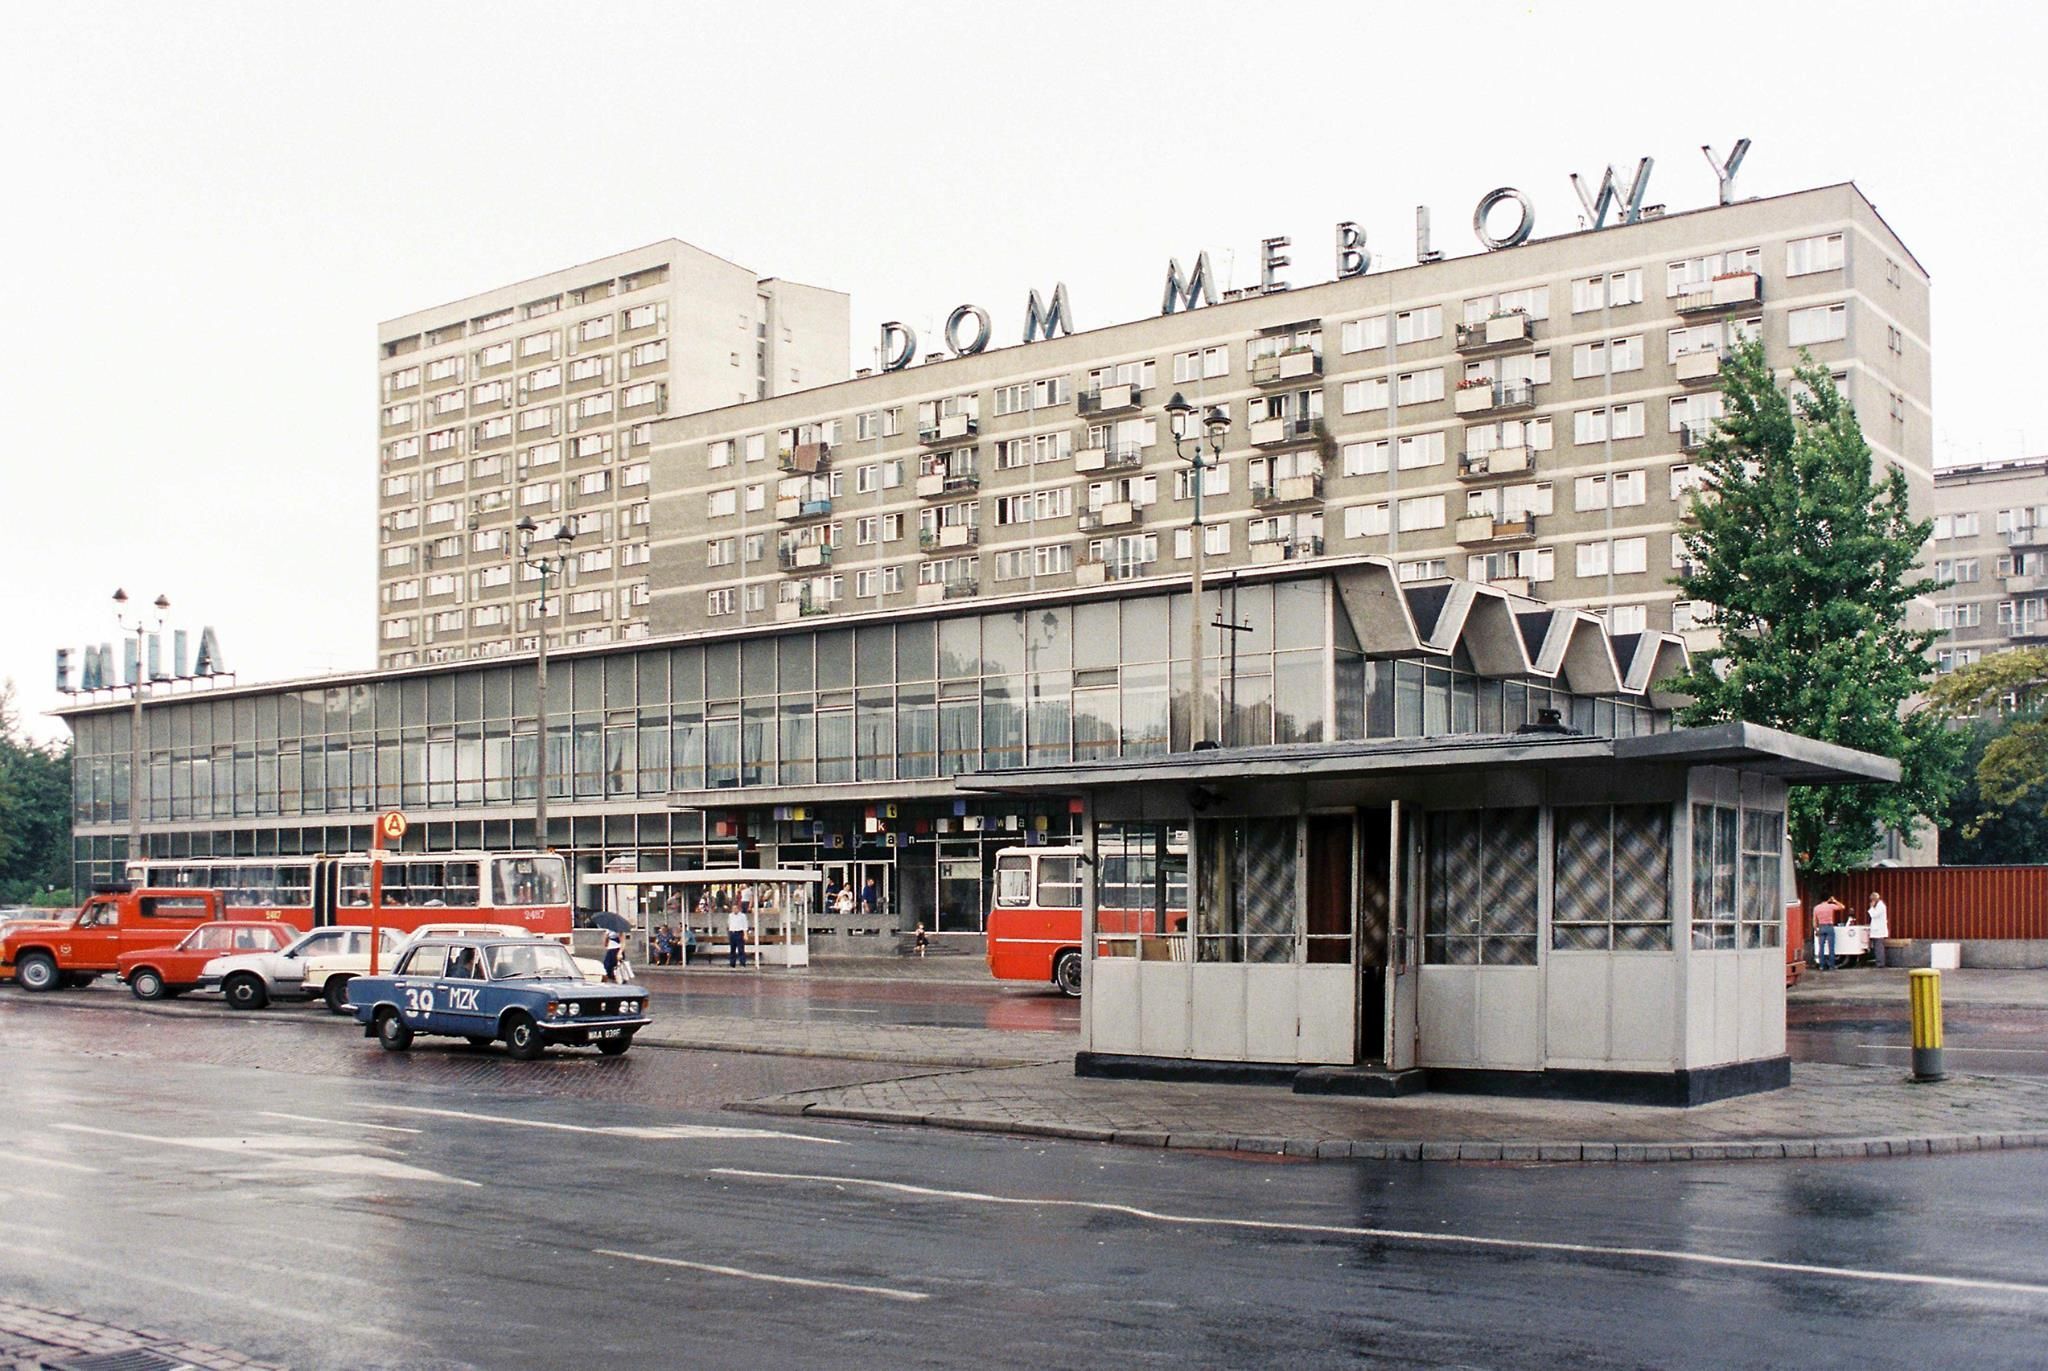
(493, 856, 569, 906)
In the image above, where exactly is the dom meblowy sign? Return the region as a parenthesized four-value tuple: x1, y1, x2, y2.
(879, 140, 1751, 371)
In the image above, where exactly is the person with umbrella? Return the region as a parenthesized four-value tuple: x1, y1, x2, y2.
(587, 909, 634, 983)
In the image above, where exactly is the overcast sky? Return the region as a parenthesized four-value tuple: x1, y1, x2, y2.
(4, 0, 2043, 744)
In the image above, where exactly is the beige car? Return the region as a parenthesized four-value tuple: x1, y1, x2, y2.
(309, 922, 605, 1014)
(199, 926, 405, 1012)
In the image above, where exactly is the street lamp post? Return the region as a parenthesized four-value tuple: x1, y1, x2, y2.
(112, 589, 168, 859)
(1165, 393, 1232, 750)
(516, 516, 576, 846)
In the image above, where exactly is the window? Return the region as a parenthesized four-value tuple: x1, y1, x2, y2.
(1464, 417, 1552, 454)
(1571, 269, 1643, 313)
(575, 392, 614, 420)
(1552, 805, 1671, 951)
(1171, 463, 1229, 500)
(1788, 303, 1848, 345)
(705, 588, 736, 617)
(426, 356, 463, 383)
(477, 341, 513, 368)
(1666, 248, 1761, 296)
(1573, 403, 1646, 444)
(1424, 809, 1539, 965)
(1574, 470, 1646, 511)
(1172, 345, 1230, 382)
(1344, 503, 1389, 538)
(1396, 494, 1445, 532)
(996, 432, 1071, 468)
(1461, 286, 1550, 323)
(576, 469, 610, 497)
(1396, 432, 1445, 470)
(1341, 440, 1387, 476)
(1691, 802, 1785, 950)
(1576, 541, 1608, 578)
(520, 330, 556, 358)
(1172, 523, 1231, 558)
(578, 316, 613, 344)
(384, 403, 417, 427)
(1342, 377, 1388, 414)
(1785, 233, 1845, 276)
(1669, 392, 1725, 433)
(707, 488, 737, 518)
(426, 427, 459, 453)
(1937, 603, 1983, 630)
(994, 376, 1071, 414)
(1394, 306, 1442, 344)
(624, 303, 663, 330)
(1088, 360, 1156, 391)
(623, 382, 663, 408)
(383, 545, 415, 567)
(386, 579, 420, 603)
(1340, 316, 1388, 353)
(1571, 336, 1644, 378)
(1397, 559, 1447, 581)
(473, 415, 512, 442)
(1467, 482, 1552, 520)
(1670, 464, 1706, 500)
(1396, 369, 1445, 405)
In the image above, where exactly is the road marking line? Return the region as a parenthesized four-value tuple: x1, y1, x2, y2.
(710, 1168, 2048, 1300)
(375, 1104, 842, 1144)
(0, 1239, 343, 1329)
(1853, 1043, 2048, 1056)
(0, 1149, 99, 1174)
(51, 1124, 479, 1187)
(260, 1111, 423, 1134)
(593, 1247, 927, 1302)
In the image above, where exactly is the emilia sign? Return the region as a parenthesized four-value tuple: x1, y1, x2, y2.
(55, 627, 228, 695)
(879, 139, 1752, 371)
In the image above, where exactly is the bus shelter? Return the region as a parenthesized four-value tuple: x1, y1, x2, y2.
(962, 722, 1896, 1105)
(584, 868, 820, 968)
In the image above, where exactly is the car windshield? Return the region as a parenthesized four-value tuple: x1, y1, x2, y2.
(486, 943, 580, 980)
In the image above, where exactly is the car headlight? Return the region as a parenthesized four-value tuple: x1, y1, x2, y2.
(568, 1002, 581, 1017)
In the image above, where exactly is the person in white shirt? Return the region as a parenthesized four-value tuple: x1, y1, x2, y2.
(727, 904, 749, 968)
(1866, 892, 1889, 968)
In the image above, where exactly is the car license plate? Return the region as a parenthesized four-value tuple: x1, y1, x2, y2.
(591, 1027, 623, 1040)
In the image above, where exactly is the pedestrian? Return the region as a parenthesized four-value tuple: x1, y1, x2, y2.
(835, 885, 855, 918)
(860, 877, 879, 917)
(1811, 892, 1843, 971)
(914, 921, 929, 957)
(727, 902, 749, 968)
(1866, 891, 1889, 968)
(602, 924, 623, 983)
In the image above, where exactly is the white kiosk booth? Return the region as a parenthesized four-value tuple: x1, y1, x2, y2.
(587, 868, 819, 967)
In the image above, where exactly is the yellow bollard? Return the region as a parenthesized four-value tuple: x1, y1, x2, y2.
(1908, 967, 1945, 1082)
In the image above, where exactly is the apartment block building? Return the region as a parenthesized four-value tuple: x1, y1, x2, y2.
(376, 241, 849, 668)
(1929, 456, 2048, 669)
(646, 183, 1930, 642)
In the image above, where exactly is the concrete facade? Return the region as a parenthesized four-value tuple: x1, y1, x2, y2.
(645, 184, 1930, 649)
(1929, 456, 2048, 671)
(375, 241, 850, 669)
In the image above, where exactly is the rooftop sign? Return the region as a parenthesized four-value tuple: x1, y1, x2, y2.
(55, 626, 229, 695)
(879, 139, 1751, 371)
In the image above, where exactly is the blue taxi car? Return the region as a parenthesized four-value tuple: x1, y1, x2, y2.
(347, 936, 651, 1059)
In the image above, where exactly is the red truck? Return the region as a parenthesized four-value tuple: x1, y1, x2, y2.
(117, 920, 300, 1000)
(2, 886, 227, 992)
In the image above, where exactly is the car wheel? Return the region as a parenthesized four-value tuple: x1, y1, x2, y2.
(503, 1014, 545, 1061)
(1054, 950, 1083, 998)
(376, 1008, 413, 1052)
(323, 977, 353, 1015)
(597, 1033, 634, 1057)
(224, 974, 269, 1012)
(15, 953, 59, 993)
(129, 968, 166, 1001)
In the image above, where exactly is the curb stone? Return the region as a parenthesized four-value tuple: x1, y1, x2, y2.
(725, 1100, 2048, 1165)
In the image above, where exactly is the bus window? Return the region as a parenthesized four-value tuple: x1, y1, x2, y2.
(338, 863, 373, 908)
(491, 856, 568, 906)
(1038, 857, 1082, 910)
(994, 855, 1033, 908)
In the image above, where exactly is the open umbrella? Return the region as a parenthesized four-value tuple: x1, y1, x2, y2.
(584, 909, 633, 934)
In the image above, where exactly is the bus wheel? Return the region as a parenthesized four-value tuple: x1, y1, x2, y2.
(323, 977, 353, 1015)
(376, 1008, 413, 1052)
(224, 974, 269, 1012)
(15, 953, 59, 993)
(129, 969, 167, 1001)
(1054, 951, 1082, 998)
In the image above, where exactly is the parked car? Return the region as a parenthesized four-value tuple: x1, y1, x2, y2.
(198, 926, 403, 1011)
(3, 888, 224, 991)
(118, 921, 299, 1000)
(393, 923, 606, 990)
(347, 936, 651, 1060)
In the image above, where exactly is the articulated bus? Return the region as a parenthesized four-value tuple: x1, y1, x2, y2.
(987, 841, 1188, 996)
(123, 851, 573, 938)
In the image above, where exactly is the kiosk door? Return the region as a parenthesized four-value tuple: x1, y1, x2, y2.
(1355, 808, 1392, 1065)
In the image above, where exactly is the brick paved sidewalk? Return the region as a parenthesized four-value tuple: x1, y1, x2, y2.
(734, 1059, 2048, 1164)
(0, 1298, 281, 1370)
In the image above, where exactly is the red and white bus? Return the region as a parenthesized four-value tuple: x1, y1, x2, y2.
(123, 851, 573, 939)
(986, 842, 1187, 996)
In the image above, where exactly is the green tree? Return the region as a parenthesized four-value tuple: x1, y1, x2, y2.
(1666, 335, 1960, 878)
(1927, 646, 2048, 858)
(1931, 712, 2048, 864)
(0, 683, 74, 905)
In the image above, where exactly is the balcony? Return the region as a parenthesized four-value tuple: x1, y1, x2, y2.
(2007, 574, 2040, 594)
(774, 595, 828, 622)
(1679, 422, 1714, 452)
(1075, 442, 1144, 474)
(919, 523, 980, 551)
(776, 543, 834, 571)
(1248, 536, 1325, 565)
(1455, 311, 1536, 353)
(1454, 379, 1536, 416)
(918, 414, 979, 445)
(778, 441, 831, 474)
(1078, 382, 1144, 415)
(775, 495, 834, 523)
(1078, 501, 1139, 531)
(915, 579, 979, 606)
(1251, 472, 1325, 509)
(1250, 348, 1323, 387)
(1486, 576, 1533, 598)
(2010, 621, 2048, 641)
(1457, 445, 1534, 480)
(1455, 513, 1537, 547)
(915, 468, 981, 499)
(2007, 525, 2048, 549)
(1674, 350, 1725, 385)
(1075, 558, 1109, 587)
(1674, 271, 1764, 315)
(1249, 414, 1321, 448)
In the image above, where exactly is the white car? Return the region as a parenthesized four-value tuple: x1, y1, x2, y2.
(198, 926, 403, 1013)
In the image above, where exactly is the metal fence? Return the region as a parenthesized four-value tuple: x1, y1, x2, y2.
(1801, 867, 2048, 941)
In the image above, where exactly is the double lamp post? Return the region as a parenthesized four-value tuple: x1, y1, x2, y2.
(516, 516, 576, 844)
(1164, 392, 1231, 750)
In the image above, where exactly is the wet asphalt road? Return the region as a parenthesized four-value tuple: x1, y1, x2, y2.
(1788, 1001, 2048, 1078)
(3, 993, 2048, 1369)
(633, 965, 1081, 1033)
